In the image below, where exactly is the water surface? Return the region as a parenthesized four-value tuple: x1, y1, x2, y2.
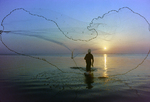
(0, 54, 150, 102)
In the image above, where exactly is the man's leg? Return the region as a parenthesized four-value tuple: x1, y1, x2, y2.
(87, 63, 91, 72)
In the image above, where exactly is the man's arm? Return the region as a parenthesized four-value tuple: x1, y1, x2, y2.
(84, 54, 87, 60)
(91, 55, 94, 67)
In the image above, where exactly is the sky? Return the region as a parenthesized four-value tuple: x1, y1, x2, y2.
(0, 0, 150, 54)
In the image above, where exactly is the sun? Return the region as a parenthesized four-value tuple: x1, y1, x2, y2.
(104, 47, 107, 50)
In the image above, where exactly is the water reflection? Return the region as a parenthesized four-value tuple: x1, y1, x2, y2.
(103, 54, 108, 77)
(84, 73, 94, 89)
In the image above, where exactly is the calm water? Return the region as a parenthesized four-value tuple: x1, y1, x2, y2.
(0, 54, 150, 102)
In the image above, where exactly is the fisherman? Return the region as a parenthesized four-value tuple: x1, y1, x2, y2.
(84, 49, 94, 72)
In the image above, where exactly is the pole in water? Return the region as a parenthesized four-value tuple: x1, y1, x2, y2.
(71, 51, 74, 59)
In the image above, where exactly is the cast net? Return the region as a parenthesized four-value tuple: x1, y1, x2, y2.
(1, 7, 150, 101)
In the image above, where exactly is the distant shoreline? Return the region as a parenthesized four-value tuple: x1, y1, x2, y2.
(0, 30, 11, 34)
(0, 53, 148, 55)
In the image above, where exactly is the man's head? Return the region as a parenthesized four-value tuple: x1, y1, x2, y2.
(88, 49, 91, 53)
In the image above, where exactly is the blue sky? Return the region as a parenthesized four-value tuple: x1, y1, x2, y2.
(1, 0, 150, 22)
(0, 0, 150, 54)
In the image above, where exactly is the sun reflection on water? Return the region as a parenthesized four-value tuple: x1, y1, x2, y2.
(104, 54, 108, 77)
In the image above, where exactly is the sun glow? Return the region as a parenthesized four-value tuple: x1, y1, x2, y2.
(104, 47, 107, 50)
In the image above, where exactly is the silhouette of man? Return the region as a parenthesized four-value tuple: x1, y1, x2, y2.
(84, 49, 94, 72)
